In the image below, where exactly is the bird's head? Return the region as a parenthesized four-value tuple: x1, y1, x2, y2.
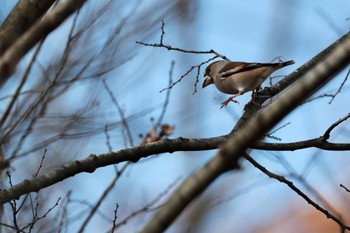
(202, 61, 224, 88)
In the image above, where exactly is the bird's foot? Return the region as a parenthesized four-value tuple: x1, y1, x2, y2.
(220, 96, 239, 109)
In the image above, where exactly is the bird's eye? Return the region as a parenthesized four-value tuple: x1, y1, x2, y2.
(205, 67, 210, 74)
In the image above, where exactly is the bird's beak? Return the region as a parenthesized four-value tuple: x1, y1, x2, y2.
(202, 76, 213, 88)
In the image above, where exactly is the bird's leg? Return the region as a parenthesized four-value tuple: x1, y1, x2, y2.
(220, 95, 239, 109)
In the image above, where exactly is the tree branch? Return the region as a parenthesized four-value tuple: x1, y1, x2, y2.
(0, 133, 349, 204)
(243, 153, 349, 231)
(0, 0, 56, 56)
(0, 0, 86, 85)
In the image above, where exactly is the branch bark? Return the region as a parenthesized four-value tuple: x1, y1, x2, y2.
(0, 0, 56, 56)
(0, 133, 350, 205)
(0, 0, 86, 85)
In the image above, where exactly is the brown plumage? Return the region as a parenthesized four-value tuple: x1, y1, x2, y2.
(202, 60, 295, 108)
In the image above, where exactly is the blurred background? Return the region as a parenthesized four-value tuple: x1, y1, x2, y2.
(0, 0, 349, 232)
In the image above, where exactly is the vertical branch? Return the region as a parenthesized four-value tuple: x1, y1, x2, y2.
(155, 61, 174, 127)
(102, 79, 134, 146)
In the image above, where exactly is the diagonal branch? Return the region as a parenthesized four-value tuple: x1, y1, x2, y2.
(0, 0, 56, 56)
(243, 153, 349, 231)
(0, 0, 86, 85)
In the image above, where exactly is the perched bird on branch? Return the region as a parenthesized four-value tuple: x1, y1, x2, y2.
(202, 60, 295, 108)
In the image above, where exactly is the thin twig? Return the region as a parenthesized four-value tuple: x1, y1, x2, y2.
(243, 153, 350, 232)
(110, 203, 119, 233)
(137, 20, 230, 93)
(104, 124, 113, 152)
(302, 67, 350, 105)
(102, 79, 134, 146)
(33, 149, 47, 178)
(20, 197, 61, 232)
(328, 67, 350, 104)
(0, 37, 46, 129)
(322, 112, 350, 140)
(77, 164, 128, 233)
(160, 57, 218, 93)
(156, 61, 174, 127)
(340, 184, 350, 193)
(266, 122, 291, 141)
(113, 178, 180, 231)
(136, 20, 228, 59)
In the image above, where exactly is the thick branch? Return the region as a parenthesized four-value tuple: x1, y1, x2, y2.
(0, 0, 86, 85)
(0, 136, 224, 204)
(0, 0, 56, 56)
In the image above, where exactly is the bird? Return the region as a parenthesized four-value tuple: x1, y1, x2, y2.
(202, 59, 295, 108)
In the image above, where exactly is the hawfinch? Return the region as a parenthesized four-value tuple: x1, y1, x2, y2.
(202, 60, 295, 108)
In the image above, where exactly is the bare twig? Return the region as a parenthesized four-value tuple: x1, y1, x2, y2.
(302, 67, 350, 104)
(110, 203, 119, 233)
(33, 149, 47, 178)
(266, 122, 291, 141)
(79, 78, 136, 232)
(70, 199, 112, 222)
(57, 191, 72, 233)
(7, 171, 20, 231)
(301, 93, 335, 104)
(77, 164, 128, 233)
(1, 7, 84, 158)
(113, 178, 179, 231)
(102, 79, 134, 146)
(104, 124, 113, 152)
(136, 21, 228, 59)
(322, 112, 350, 140)
(340, 184, 350, 193)
(291, 173, 343, 220)
(328, 67, 350, 104)
(21, 197, 61, 232)
(317, 7, 344, 36)
(159, 57, 218, 93)
(156, 61, 174, 127)
(243, 153, 349, 231)
(137, 20, 230, 93)
(0, 37, 46, 129)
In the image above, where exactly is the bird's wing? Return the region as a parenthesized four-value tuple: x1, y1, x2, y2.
(220, 62, 267, 78)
